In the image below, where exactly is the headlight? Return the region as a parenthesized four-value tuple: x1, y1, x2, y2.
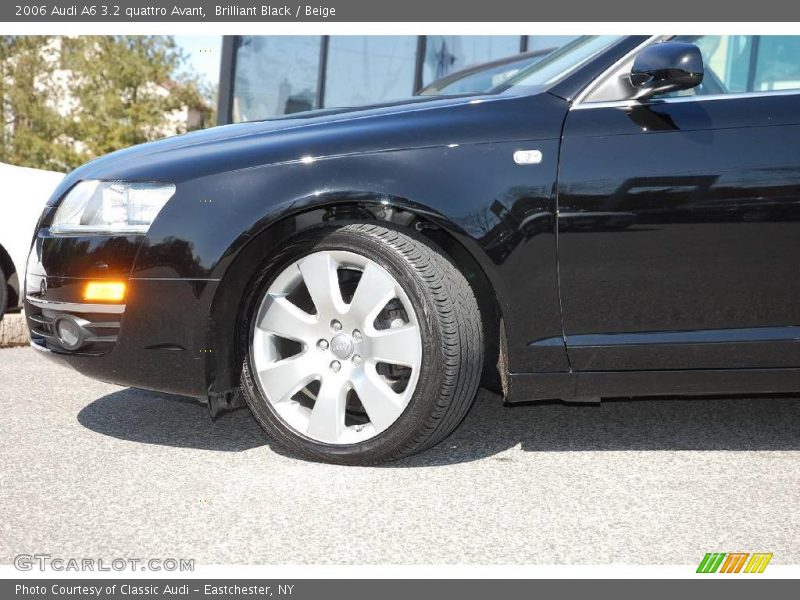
(50, 180, 175, 234)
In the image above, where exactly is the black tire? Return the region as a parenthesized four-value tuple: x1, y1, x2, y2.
(238, 223, 484, 465)
(0, 267, 7, 321)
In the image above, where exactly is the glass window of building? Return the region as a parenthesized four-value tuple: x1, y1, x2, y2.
(232, 36, 321, 122)
(324, 36, 418, 107)
(421, 36, 520, 86)
(221, 35, 589, 124)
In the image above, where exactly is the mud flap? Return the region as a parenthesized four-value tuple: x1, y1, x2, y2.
(207, 389, 246, 421)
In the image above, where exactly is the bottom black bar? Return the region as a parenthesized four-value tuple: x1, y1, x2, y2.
(2, 579, 794, 600)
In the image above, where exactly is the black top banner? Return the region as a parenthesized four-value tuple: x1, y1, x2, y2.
(2, 0, 800, 21)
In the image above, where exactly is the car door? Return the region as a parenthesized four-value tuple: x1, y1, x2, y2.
(556, 35, 800, 371)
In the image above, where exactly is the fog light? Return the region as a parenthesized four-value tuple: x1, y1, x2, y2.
(84, 281, 126, 302)
(54, 316, 83, 351)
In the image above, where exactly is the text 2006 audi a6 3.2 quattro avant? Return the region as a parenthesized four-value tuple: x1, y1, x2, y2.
(25, 35, 800, 463)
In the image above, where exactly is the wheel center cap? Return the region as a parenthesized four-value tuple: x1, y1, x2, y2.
(330, 334, 354, 360)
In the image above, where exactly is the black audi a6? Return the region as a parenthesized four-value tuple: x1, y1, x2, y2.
(25, 35, 800, 463)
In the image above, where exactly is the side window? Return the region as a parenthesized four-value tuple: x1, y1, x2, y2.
(753, 36, 800, 91)
(669, 36, 754, 97)
(584, 35, 800, 103)
(670, 35, 800, 97)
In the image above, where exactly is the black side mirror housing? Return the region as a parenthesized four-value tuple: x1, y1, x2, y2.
(630, 41, 704, 99)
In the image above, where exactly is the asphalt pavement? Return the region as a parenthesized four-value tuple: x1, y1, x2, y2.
(1, 346, 798, 565)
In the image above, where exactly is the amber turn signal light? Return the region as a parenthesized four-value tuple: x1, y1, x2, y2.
(83, 281, 127, 303)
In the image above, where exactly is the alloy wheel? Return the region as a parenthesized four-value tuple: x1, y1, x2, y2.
(251, 250, 423, 444)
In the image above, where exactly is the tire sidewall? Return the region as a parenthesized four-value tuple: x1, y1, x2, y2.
(239, 225, 448, 463)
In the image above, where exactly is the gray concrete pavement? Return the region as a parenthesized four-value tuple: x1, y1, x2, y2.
(1, 346, 798, 565)
(0, 313, 28, 348)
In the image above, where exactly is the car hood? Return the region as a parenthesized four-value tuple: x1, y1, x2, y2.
(136, 95, 478, 154)
(50, 90, 565, 202)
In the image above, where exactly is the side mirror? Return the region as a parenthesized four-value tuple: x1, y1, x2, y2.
(630, 42, 704, 99)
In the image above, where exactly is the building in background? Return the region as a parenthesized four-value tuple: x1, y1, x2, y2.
(217, 35, 578, 124)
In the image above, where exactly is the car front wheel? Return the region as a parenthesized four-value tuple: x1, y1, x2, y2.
(239, 223, 483, 464)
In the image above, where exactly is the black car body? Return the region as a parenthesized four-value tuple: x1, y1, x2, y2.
(25, 35, 800, 461)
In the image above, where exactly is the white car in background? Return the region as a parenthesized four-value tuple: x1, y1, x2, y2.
(0, 162, 64, 320)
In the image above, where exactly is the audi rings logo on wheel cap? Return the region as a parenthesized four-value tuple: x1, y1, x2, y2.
(330, 334, 354, 360)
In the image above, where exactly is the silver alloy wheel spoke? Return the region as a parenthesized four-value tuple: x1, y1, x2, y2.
(351, 367, 405, 432)
(251, 250, 423, 445)
(368, 325, 422, 368)
(258, 294, 318, 342)
(305, 376, 349, 442)
(298, 253, 347, 316)
(257, 353, 317, 404)
(348, 262, 397, 324)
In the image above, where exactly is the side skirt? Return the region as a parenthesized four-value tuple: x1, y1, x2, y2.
(507, 368, 800, 403)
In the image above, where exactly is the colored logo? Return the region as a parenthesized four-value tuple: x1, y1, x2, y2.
(697, 552, 773, 573)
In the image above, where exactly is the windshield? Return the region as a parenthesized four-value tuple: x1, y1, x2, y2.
(420, 55, 547, 96)
(499, 35, 626, 91)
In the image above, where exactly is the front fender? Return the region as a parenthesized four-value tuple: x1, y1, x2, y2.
(130, 136, 568, 399)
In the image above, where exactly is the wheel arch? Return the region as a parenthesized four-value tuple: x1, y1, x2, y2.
(204, 193, 508, 401)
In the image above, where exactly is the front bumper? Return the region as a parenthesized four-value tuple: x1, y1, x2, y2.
(25, 239, 217, 399)
(24, 277, 216, 399)
(27, 295, 124, 355)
